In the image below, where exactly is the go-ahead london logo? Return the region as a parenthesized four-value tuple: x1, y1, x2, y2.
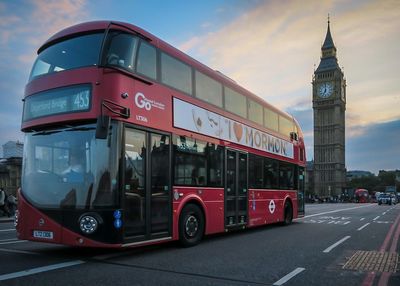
(134, 92, 165, 111)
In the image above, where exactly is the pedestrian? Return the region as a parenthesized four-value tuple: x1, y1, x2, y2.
(0, 187, 11, 217)
(7, 193, 17, 216)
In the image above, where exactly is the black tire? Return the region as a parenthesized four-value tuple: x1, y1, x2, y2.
(282, 200, 293, 226)
(179, 204, 204, 247)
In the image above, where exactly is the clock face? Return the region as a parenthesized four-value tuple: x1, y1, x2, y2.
(318, 82, 333, 98)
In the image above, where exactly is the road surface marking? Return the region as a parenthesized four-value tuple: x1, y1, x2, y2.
(382, 212, 387, 215)
(377, 212, 400, 286)
(0, 240, 27, 245)
(0, 248, 40, 255)
(373, 216, 380, 221)
(0, 238, 20, 242)
(273, 267, 305, 285)
(0, 260, 84, 281)
(323, 236, 351, 253)
(0, 229, 15, 232)
(297, 204, 373, 220)
(360, 218, 365, 221)
(378, 212, 400, 286)
(363, 212, 400, 286)
(357, 223, 370, 231)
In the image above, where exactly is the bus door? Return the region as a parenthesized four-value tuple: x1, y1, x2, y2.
(123, 128, 171, 242)
(298, 167, 305, 216)
(225, 149, 248, 228)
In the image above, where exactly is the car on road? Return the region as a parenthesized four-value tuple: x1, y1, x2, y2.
(377, 193, 397, 205)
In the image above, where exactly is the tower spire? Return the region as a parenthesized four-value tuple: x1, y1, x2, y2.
(315, 16, 340, 73)
(322, 15, 335, 50)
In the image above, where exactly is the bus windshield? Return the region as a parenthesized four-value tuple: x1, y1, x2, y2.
(29, 33, 103, 81)
(29, 30, 140, 81)
(22, 123, 119, 209)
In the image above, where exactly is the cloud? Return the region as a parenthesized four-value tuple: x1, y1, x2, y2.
(346, 120, 400, 174)
(0, 15, 21, 44)
(201, 22, 212, 29)
(0, 1, 89, 69)
(176, 0, 400, 172)
(179, 0, 400, 130)
(29, 0, 88, 45)
(179, 36, 205, 54)
(179, 1, 327, 105)
(0, 0, 90, 148)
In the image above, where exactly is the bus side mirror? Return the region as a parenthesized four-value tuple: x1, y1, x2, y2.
(96, 115, 111, 139)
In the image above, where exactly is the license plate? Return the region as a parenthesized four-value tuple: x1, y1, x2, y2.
(33, 230, 54, 239)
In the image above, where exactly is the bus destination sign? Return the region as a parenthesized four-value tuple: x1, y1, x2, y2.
(23, 85, 91, 121)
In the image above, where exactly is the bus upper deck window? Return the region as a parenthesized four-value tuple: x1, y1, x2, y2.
(104, 31, 138, 71)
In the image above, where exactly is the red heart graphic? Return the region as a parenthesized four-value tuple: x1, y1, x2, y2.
(233, 122, 243, 142)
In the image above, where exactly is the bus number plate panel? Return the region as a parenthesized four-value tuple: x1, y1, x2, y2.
(33, 230, 54, 239)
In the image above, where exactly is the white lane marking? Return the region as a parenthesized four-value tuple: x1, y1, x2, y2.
(357, 223, 370, 231)
(382, 212, 387, 215)
(0, 240, 27, 245)
(373, 216, 380, 221)
(0, 238, 19, 242)
(0, 260, 84, 281)
(360, 218, 365, 221)
(323, 236, 351, 253)
(273, 267, 305, 285)
(297, 204, 374, 220)
(0, 248, 40, 255)
(0, 229, 15, 232)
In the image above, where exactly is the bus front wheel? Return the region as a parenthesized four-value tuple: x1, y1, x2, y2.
(179, 204, 204, 247)
(282, 201, 293, 225)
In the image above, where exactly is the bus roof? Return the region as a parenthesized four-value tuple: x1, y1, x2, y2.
(39, 20, 302, 136)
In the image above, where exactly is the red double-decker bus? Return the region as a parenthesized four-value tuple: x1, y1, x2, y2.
(355, 189, 369, 203)
(17, 21, 306, 248)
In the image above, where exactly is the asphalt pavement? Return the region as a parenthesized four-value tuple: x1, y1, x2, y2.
(0, 203, 399, 286)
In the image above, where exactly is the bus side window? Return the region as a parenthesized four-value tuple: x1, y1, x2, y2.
(136, 41, 157, 80)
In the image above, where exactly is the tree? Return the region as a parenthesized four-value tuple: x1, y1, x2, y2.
(378, 170, 396, 187)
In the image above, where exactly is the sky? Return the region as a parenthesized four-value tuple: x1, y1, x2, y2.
(0, 0, 399, 174)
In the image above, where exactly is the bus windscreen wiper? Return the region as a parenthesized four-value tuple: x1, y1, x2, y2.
(65, 127, 96, 132)
(32, 130, 62, 136)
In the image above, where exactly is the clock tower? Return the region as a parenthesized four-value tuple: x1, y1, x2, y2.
(312, 18, 346, 197)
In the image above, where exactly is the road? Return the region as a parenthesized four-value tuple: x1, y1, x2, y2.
(0, 203, 399, 286)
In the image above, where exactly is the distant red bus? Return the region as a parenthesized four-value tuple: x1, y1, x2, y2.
(355, 189, 369, 203)
(17, 21, 306, 248)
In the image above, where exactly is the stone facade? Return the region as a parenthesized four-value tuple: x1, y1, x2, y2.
(312, 20, 346, 197)
(0, 157, 22, 196)
(2, 141, 23, 159)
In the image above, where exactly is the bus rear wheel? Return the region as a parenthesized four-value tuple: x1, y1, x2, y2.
(282, 201, 293, 225)
(179, 204, 204, 247)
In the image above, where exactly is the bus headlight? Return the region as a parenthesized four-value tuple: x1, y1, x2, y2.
(14, 210, 19, 227)
(79, 215, 99, 234)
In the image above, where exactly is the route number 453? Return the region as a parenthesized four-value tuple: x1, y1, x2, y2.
(73, 91, 90, 110)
